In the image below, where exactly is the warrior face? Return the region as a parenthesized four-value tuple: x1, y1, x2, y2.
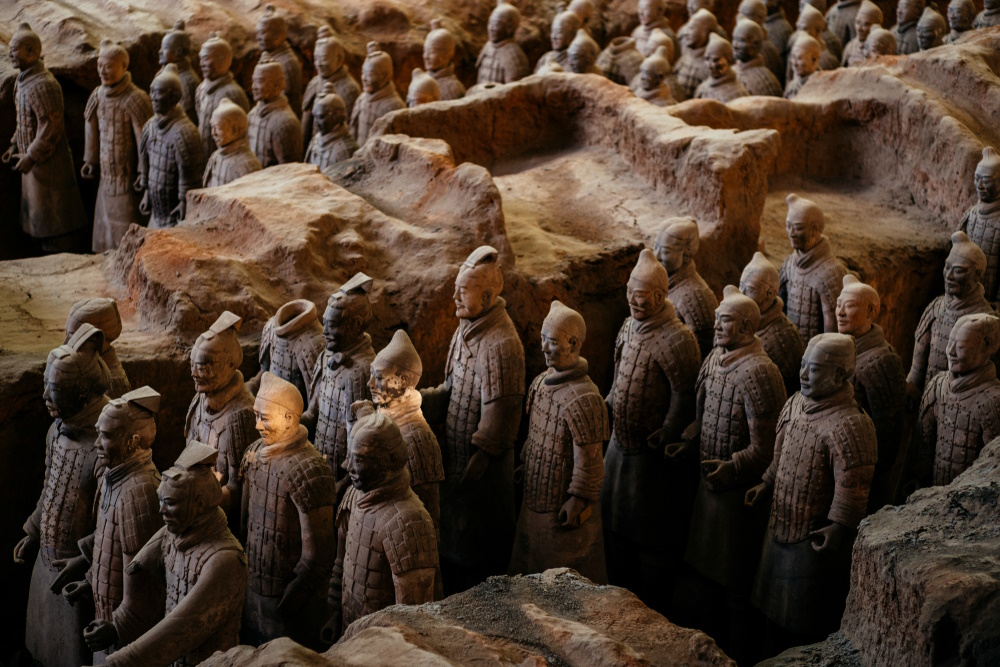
(316, 39, 345, 78)
(253, 398, 298, 446)
(713, 309, 751, 349)
(626, 280, 666, 321)
(96, 410, 136, 466)
(42, 366, 87, 420)
(8, 35, 39, 70)
(897, 0, 924, 25)
(191, 345, 235, 395)
(947, 324, 991, 375)
(200, 43, 230, 81)
(836, 292, 874, 337)
(158, 478, 198, 534)
(368, 363, 408, 409)
(943, 256, 979, 297)
(540, 323, 580, 372)
(975, 163, 1000, 204)
(453, 271, 492, 320)
(798, 354, 846, 399)
(855, 13, 878, 43)
(346, 437, 386, 491)
(97, 51, 128, 87)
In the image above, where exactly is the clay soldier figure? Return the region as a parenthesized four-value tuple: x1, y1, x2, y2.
(158, 21, 201, 123)
(63, 387, 163, 662)
(836, 276, 905, 511)
(917, 313, 1000, 487)
(248, 54, 303, 168)
(675, 9, 719, 100)
(569, 0, 606, 45)
(633, 0, 681, 59)
(302, 274, 375, 480)
(303, 26, 361, 147)
(203, 99, 262, 187)
(747, 333, 877, 645)
(765, 0, 796, 57)
(917, 7, 947, 50)
(83, 40, 153, 253)
(695, 34, 750, 102)
(738, 0, 785, 84)
(801, 0, 844, 60)
(248, 299, 325, 405)
(602, 250, 701, 612)
(15, 324, 110, 667)
(304, 84, 359, 169)
(631, 46, 679, 106)
(945, 0, 976, 43)
(476, 1, 531, 85)
(240, 372, 335, 646)
(536, 7, 582, 73)
(655, 218, 719, 359)
(826, 0, 863, 46)
(184, 312, 256, 516)
(407, 68, 442, 107)
(778, 194, 848, 338)
(3, 23, 88, 253)
(66, 297, 131, 399)
(786, 5, 840, 81)
(733, 19, 782, 97)
(350, 42, 406, 146)
(906, 232, 994, 399)
(598, 36, 646, 86)
(257, 4, 303, 117)
(420, 246, 526, 594)
(960, 148, 1000, 302)
(865, 26, 898, 58)
(424, 20, 466, 101)
(196, 33, 250, 159)
(842, 0, 882, 66)
(325, 402, 438, 641)
(974, 0, 1000, 28)
(509, 301, 609, 583)
(82, 441, 247, 667)
(566, 29, 603, 74)
(891, 0, 925, 55)
(136, 65, 204, 229)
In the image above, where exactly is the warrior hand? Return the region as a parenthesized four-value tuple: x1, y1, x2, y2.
(809, 522, 848, 553)
(171, 198, 187, 221)
(138, 191, 150, 216)
(81, 163, 97, 179)
(1, 145, 13, 164)
(84, 620, 118, 651)
(320, 609, 342, 645)
(663, 440, 691, 461)
(277, 574, 311, 615)
(703, 459, 736, 490)
(904, 381, 922, 413)
(558, 496, 588, 528)
(13, 154, 34, 173)
(62, 580, 92, 604)
(744, 481, 771, 508)
(460, 448, 491, 485)
(13, 534, 36, 564)
(50, 554, 89, 593)
(681, 421, 701, 443)
(647, 426, 669, 452)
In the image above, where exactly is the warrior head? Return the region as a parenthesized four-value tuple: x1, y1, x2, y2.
(252, 52, 286, 103)
(948, 313, 1000, 375)
(98, 39, 130, 87)
(407, 68, 441, 107)
(369, 329, 422, 409)
(9, 23, 42, 70)
(211, 98, 249, 148)
(151, 64, 183, 116)
(541, 300, 586, 371)
(96, 386, 160, 466)
(944, 231, 987, 298)
(324, 272, 374, 352)
(627, 248, 670, 322)
(836, 275, 880, 337)
(975, 146, 1000, 205)
(44, 324, 111, 419)
(733, 17, 765, 63)
(552, 8, 583, 52)
(253, 372, 303, 446)
(160, 441, 224, 534)
(66, 297, 123, 352)
(917, 7, 946, 49)
(257, 4, 289, 53)
(740, 252, 781, 314)
(455, 246, 504, 320)
(705, 33, 735, 78)
(346, 401, 408, 491)
(567, 29, 600, 73)
(315, 25, 347, 78)
(362, 41, 394, 94)
(855, 1, 884, 43)
(489, 1, 521, 44)
(784, 193, 824, 252)
(200, 32, 234, 81)
(160, 19, 193, 67)
(313, 82, 348, 132)
(655, 217, 700, 273)
(714, 285, 760, 350)
(191, 311, 243, 395)
(800, 332, 856, 400)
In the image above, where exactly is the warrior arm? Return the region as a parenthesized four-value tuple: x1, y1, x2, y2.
(112, 527, 167, 646)
(26, 84, 65, 163)
(912, 377, 940, 487)
(828, 448, 876, 530)
(906, 304, 936, 389)
(732, 367, 787, 483)
(565, 392, 609, 502)
(471, 394, 523, 457)
(761, 419, 787, 488)
(176, 128, 205, 201)
(293, 505, 335, 591)
(274, 118, 304, 165)
(83, 89, 101, 166)
(392, 568, 436, 606)
(137, 122, 151, 191)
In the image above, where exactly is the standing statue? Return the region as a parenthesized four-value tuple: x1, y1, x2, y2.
(865, 26, 898, 58)
(973, 0, 1000, 28)
(765, 0, 796, 56)
(407, 68, 442, 107)
(786, 5, 840, 80)
(420, 246, 525, 594)
(303, 26, 361, 147)
(248, 54, 303, 168)
(944, 0, 976, 43)
(83, 39, 153, 253)
(566, 29, 602, 75)
(695, 34, 750, 102)
(959, 147, 1000, 302)
(301, 274, 375, 480)
(3, 23, 87, 253)
(826, 0, 863, 46)
(917, 7, 947, 50)
(66, 297, 131, 399)
(424, 20, 466, 101)
(801, 0, 844, 60)
(734, 18, 783, 96)
(15, 324, 110, 667)
(476, 1, 530, 85)
(841, 0, 883, 66)
(203, 99, 262, 188)
(633, 0, 681, 59)
(350, 42, 406, 146)
(304, 84, 359, 169)
(569, 0, 606, 45)
(536, 8, 582, 73)
(655, 218, 719, 359)
(740, 252, 804, 395)
(195, 33, 250, 159)
(602, 249, 701, 612)
(248, 299, 326, 405)
(509, 301, 608, 583)
(598, 36, 646, 86)
(136, 65, 204, 229)
(240, 372, 335, 646)
(631, 46, 679, 106)
(738, 0, 785, 84)
(676, 10, 719, 100)
(891, 0, 925, 55)
(747, 333, 877, 643)
(81, 441, 247, 667)
(256, 4, 303, 117)
(158, 21, 201, 123)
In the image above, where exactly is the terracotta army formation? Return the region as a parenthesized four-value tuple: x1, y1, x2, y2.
(892, 0, 925, 55)
(476, 1, 531, 85)
(738, 0, 785, 83)
(633, 0, 681, 60)
(734, 19, 783, 97)
(15, 324, 110, 667)
(249, 298, 326, 405)
(945, 0, 976, 43)
(787, 5, 840, 80)
(326, 402, 438, 641)
(826, 0, 863, 46)
(747, 333, 877, 643)
(301, 274, 375, 480)
(4, 23, 88, 253)
(420, 246, 525, 593)
(203, 99, 262, 188)
(973, 0, 1000, 28)
(240, 372, 335, 646)
(779, 194, 848, 339)
(257, 4, 303, 117)
(196, 33, 251, 159)
(83, 39, 153, 253)
(602, 250, 701, 611)
(304, 84, 359, 169)
(836, 276, 905, 510)
(597, 36, 646, 86)
(158, 21, 201, 123)
(303, 26, 361, 147)
(960, 147, 1000, 302)
(83, 441, 247, 667)
(865, 26, 898, 58)
(536, 7, 582, 73)
(407, 68, 442, 107)
(695, 34, 750, 102)
(136, 65, 204, 229)
(917, 313, 1000, 488)
(917, 7, 947, 50)
(66, 297, 132, 398)
(509, 301, 609, 583)
(248, 54, 303, 168)
(741, 253, 805, 395)
(765, 0, 796, 56)
(631, 46, 679, 107)
(350, 42, 406, 146)
(676, 9, 719, 100)
(424, 20, 467, 101)
(906, 232, 993, 400)
(566, 29, 603, 74)
(655, 218, 720, 358)
(841, 0, 883, 67)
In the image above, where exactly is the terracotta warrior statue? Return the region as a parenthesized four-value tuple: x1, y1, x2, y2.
(203, 99, 262, 187)
(248, 53, 303, 167)
(184, 312, 256, 517)
(158, 21, 201, 123)
(476, 1, 530, 85)
(786, 4, 840, 81)
(960, 148, 1000, 302)
(424, 20, 466, 101)
(420, 246, 525, 594)
(83, 39, 153, 253)
(826, 0, 863, 46)
(15, 324, 110, 667)
(842, 0, 883, 66)
(765, 0, 795, 57)
(240, 372, 335, 646)
(304, 84, 359, 169)
(944, 0, 976, 43)
(66, 297, 131, 398)
(536, 7, 582, 73)
(836, 275, 905, 511)
(136, 65, 204, 229)
(907, 231, 993, 400)
(631, 46, 679, 106)
(741, 252, 805, 395)
(738, 0, 784, 83)
(917, 7, 947, 50)
(655, 218, 719, 358)
(196, 33, 250, 159)
(602, 249, 701, 611)
(801, 0, 844, 60)
(81, 441, 247, 667)
(734, 18, 782, 96)
(891, 0, 925, 55)
(350, 42, 406, 146)
(598, 36, 645, 86)
(301, 274, 375, 480)
(325, 402, 438, 641)
(248, 298, 326, 405)
(4, 23, 88, 253)
(974, 0, 1000, 28)
(303, 26, 361, 147)
(675, 9, 719, 100)
(865, 26, 898, 58)
(407, 68, 441, 107)
(256, 4, 303, 117)
(633, 0, 681, 60)
(63, 387, 163, 662)
(747, 333, 877, 641)
(569, 0, 606, 45)
(779, 194, 848, 339)
(566, 29, 603, 74)
(695, 34, 750, 102)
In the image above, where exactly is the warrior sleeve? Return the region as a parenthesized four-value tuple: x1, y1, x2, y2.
(120, 480, 165, 556)
(913, 372, 943, 487)
(287, 455, 336, 587)
(778, 256, 791, 308)
(26, 77, 65, 163)
(605, 318, 629, 407)
(137, 121, 152, 190)
(507, 46, 531, 82)
(112, 527, 167, 646)
(223, 408, 258, 490)
(564, 392, 610, 502)
(660, 326, 701, 437)
(273, 114, 304, 169)
(302, 354, 325, 434)
(862, 351, 907, 473)
(472, 337, 526, 457)
(827, 414, 878, 528)
(958, 206, 971, 234)
(383, 506, 439, 605)
(763, 396, 795, 487)
(129, 92, 154, 153)
(24, 424, 58, 539)
(906, 300, 937, 389)
(732, 362, 788, 483)
(176, 123, 205, 200)
(84, 88, 101, 166)
(328, 484, 355, 609)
